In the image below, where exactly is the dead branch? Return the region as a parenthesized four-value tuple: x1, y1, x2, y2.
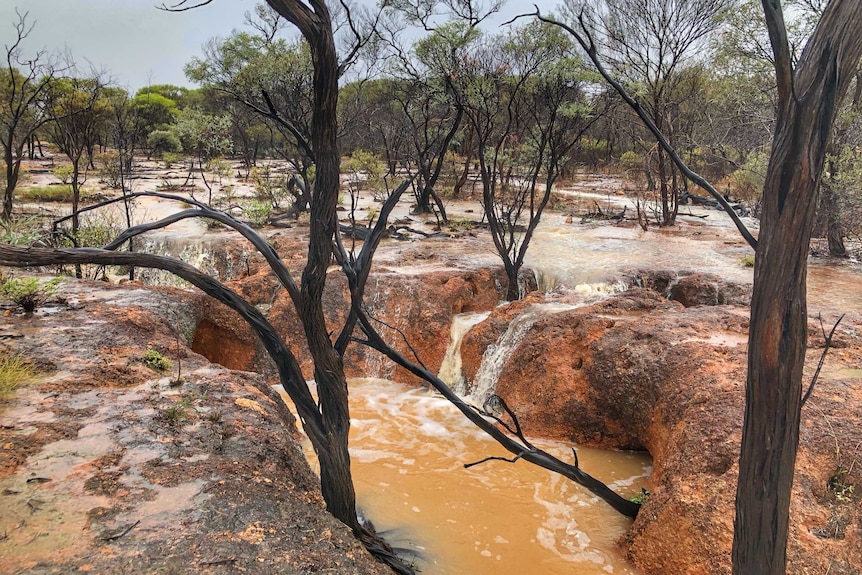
(802, 313, 845, 406)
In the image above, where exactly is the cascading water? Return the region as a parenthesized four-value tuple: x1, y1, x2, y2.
(285, 379, 650, 575)
(437, 311, 491, 394)
(468, 303, 578, 402)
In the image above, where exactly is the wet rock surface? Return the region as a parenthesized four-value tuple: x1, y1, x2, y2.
(476, 290, 862, 575)
(0, 282, 390, 575)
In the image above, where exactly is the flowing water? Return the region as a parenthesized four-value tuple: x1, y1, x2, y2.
(294, 379, 651, 575)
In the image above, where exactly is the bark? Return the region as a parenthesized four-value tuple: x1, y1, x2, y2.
(821, 184, 847, 257)
(732, 2, 862, 573)
(266, 0, 359, 533)
(3, 144, 19, 221)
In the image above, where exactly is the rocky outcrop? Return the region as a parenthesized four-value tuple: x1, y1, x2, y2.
(190, 266, 504, 385)
(474, 289, 862, 574)
(0, 280, 390, 575)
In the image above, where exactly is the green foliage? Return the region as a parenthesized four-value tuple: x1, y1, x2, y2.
(723, 150, 769, 202)
(143, 348, 173, 372)
(448, 217, 473, 231)
(1, 276, 62, 312)
(740, 255, 755, 267)
(0, 215, 45, 246)
(52, 165, 74, 184)
(147, 130, 183, 157)
(630, 488, 650, 505)
(96, 151, 122, 188)
(173, 108, 233, 162)
(620, 151, 645, 172)
(829, 468, 855, 503)
(250, 165, 292, 209)
(0, 355, 34, 400)
(344, 150, 387, 200)
(239, 199, 272, 227)
(17, 184, 74, 202)
(161, 151, 183, 167)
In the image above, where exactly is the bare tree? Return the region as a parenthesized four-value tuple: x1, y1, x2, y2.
(45, 72, 109, 266)
(598, 0, 733, 226)
(535, 0, 862, 571)
(449, 23, 601, 300)
(1, 11, 58, 221)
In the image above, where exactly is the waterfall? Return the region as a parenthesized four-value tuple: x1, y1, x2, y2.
(468, 303, 578, 403)
(437, 311, 491, 394)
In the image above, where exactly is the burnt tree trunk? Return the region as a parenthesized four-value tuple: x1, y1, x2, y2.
(732, 1, 862, 573)
(265, 0, 359, 533)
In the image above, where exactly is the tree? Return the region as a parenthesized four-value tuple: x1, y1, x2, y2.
(185, 9, 317, 213)
(449, 22, 598, 300)
(599, 0, 733, 226)
(537, 0, 862, 571)
(45, 73, 109, 256)
(172, 107, 233, 202)
(1, 11, 57, 221)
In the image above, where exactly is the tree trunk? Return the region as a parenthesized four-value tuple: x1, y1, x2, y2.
(821, 181, 847, 257)
(3, 145, 18, 221)
(732, 2, 862, 572)
(271, 0, 360, 532)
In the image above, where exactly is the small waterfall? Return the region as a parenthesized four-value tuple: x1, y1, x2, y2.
(437, 311, 491, 394)
(531, 266, 627, 296)
(469, 303, 577, 402)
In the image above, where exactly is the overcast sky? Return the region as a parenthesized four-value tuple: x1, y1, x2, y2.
(0, 1, 557, 93)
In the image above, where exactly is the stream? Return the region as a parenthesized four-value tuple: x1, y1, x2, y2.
(288, 302, 652, 575)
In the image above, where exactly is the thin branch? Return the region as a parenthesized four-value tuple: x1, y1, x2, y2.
(464, 454, 523, 468)
(157, 0, 214, 12)
(802, 313, 845, 406)
(531, 6, 758, 250)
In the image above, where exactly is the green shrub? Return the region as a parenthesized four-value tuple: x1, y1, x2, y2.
(52, 165, 74, 185)
(161, 151, 183, 168)
(740, 255, 756, 268)
(143, 348, 173, 372)
(0, 215, 45, 246)
(148, 130, 183, 158)
(0, 355, 33, 399)
(240, 199, 272, 227)
(96, 151, 122, 188)
(17, 185, 74, 203)
(1, 277, 61, 312)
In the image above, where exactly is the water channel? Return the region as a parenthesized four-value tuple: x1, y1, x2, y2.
(295, 378, 651, 575)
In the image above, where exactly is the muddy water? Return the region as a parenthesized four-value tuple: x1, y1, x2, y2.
(291, 379, 650, 575)
(527, 211, 862, 315)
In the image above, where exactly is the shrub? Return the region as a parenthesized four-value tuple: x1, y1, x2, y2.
(148, 130, 183, 158)
(0, 355, 33, 400)
(17, 185, 74, 203)
(161, 151, 183, 168)
(96, 151, 122, 188)
(250, 165, 292, 210)
(52, 165, 74, 185)
(0, 277, 62, 312)
(143, 348, 173, 372)
(0, 215, 45, 246)
(240, 199, 272, 227)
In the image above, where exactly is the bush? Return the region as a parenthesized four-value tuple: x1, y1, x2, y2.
(1, 276, 62, 312)
(17, 185, 74, 203)
(148, 130, 183, 158)
(239, 199, 272, 227)
(96, 151, 122, 188)
(52, 165, 74, 185)
(0, 215, 45, 246)
(250, 165, 292, 210)
(143, 348, 173, 372)
(0, 355, 33, 400)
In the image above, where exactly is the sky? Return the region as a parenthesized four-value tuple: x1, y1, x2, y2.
(0, 0, 559, 94)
